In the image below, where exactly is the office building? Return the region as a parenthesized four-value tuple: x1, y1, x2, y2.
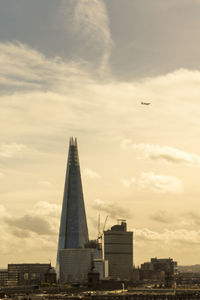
(59, 248, 92, 283)
(7, 263, 52, 286)
(104, 220, 133, 280)
(56, 138, 89, 282)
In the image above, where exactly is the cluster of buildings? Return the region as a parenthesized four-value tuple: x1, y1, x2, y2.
(132, 258, 177, 286)
(56, 138, 135, 284)
(0, 138, 177, 287)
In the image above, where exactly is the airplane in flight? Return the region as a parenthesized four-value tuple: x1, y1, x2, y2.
(141, 102, 151, 105)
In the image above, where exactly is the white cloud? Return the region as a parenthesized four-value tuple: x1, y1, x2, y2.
(0, 143, 28, 158)
(138, 171, 183, 194)
(83, 168, 101, 179)
(28, 201, 61, 218)
(39, 181, 52, 188)
(124, 142, 200, 167)
(120, 139, 132, 150)
(120, 172, 182, 194)
(134, 228, 200, 245)
(120, 178, 136, 188)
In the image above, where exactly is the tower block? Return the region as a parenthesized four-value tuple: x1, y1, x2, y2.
(56, 138, 89, 278)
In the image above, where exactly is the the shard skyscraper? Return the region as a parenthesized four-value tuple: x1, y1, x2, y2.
(56, 138, 89, 279)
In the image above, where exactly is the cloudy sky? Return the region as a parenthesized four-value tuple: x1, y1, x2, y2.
(1, 0, 200, 268)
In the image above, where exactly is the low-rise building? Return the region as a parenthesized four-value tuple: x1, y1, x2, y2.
(0, 269, 8, 287)
(132, 257, 177, 285)
(7, 263, 52, 286)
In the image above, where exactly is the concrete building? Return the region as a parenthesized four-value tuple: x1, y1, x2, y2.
(141, 258, 177, 275)
(7, 264, 51, 286)
(0, 269, 8, 287)
(56, 138, 89, 282)
(104, 220, 133, 280)
(138, 258, 177, 285)
(59, 249, 92, 283)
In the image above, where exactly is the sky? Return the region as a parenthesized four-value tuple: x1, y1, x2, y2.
(1, 0, 200, 268)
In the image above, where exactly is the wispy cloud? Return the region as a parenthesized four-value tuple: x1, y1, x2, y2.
(122, 141, 200, 167)
(138, 171, 183, 194)
(151, 210, 175, 224)
(0, 143, 29, 158)
(63, 0, 113, 75)
(92, 198, 133, 220)
(120, 178, 136, 188)
(39, 181, 52, 188)
(180, 212, 200, 227)
(83, 168, 101, 179)
(134, 228, 200, 245)
(0, 42, 89, 93)
(120, 172, 182, 194)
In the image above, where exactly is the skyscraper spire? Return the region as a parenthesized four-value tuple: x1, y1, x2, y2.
(57, 138, 89, 271)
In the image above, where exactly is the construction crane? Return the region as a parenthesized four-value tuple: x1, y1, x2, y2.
(97, 215, 108, 246)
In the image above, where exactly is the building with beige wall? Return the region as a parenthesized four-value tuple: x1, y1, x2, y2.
(104, 220, 133, 280)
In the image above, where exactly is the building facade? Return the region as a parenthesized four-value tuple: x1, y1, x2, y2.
(56, 138, 89, 282)
(0, 269, 8, 287)
(139, 257, 177, 284)
(104, 220, 133, 280)
(59, 249, 92, 283)
(141, 258, 177, 275)
(7, 264, 52, 286)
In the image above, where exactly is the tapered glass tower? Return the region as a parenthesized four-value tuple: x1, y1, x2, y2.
(56, 138, 89, 275)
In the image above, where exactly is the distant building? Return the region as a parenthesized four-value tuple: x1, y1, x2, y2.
(56, 138, 89, 282)
(0, 269, 8, 287)
(141, 258, 177, 275)
(7, 264, 51, 286)
(135, 258, 177, 287)
(104, 220, 133, 280)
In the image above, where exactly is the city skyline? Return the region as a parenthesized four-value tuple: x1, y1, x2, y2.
(1, 0, 200, 267)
